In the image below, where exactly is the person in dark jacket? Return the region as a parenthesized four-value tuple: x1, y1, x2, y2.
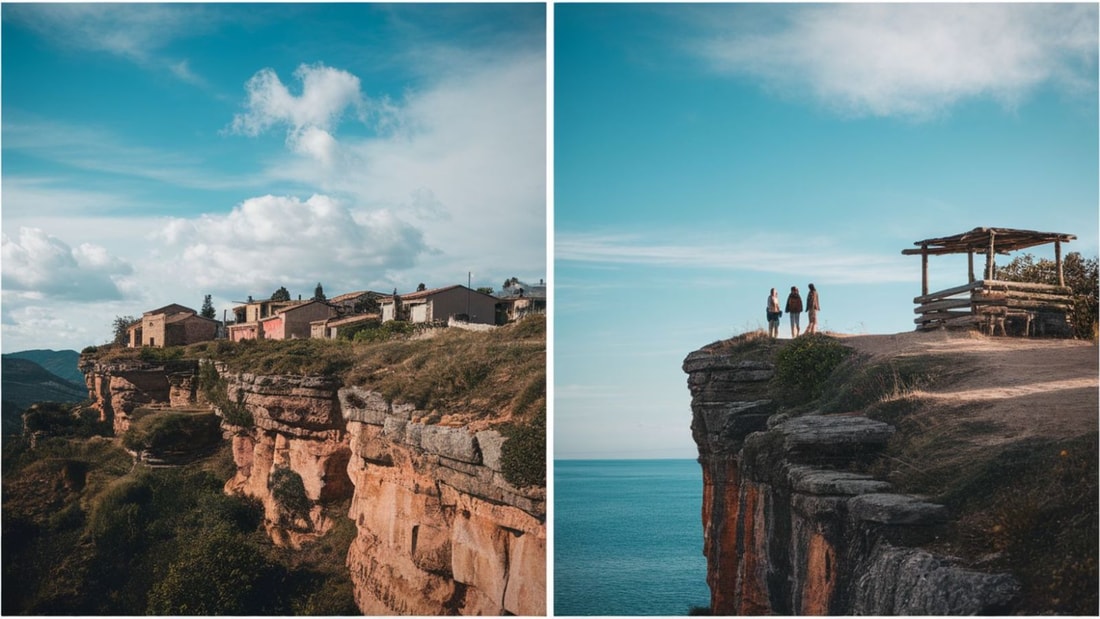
(785, 286, 803, 338)
(806, 283, 821, 334)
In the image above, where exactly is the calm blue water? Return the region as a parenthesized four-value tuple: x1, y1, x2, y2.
(554, 459, 711, 616)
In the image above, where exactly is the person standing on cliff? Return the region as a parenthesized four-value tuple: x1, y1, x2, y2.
(766, 288, 782, 338)
(805, 283, 820, 334)
(785, 286, 803, 338)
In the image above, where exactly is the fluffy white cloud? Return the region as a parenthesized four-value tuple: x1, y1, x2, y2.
(693, 4, 1098, 119)
(157, 194, 430, 294)
(230, 63, 365, 161)
(1, 227, 133, 301)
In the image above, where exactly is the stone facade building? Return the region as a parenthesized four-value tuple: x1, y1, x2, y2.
(127, 304, 218, 348)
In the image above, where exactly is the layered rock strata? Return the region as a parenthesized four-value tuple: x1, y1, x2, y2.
(79, 358, 200, 434)
(684, 346, 1018, 615)
(341, 386, 545, 615)
(80, 355, 546, 615)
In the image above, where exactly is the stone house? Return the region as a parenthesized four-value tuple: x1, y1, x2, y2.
(228, 297, 307, 342)
(380, 285, 498, 326)
(127, 304, 218, 348)
(257, 300, 337, 340)
(496, 278, 547, 323)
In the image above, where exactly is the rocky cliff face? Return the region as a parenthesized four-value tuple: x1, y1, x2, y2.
(80, 356, 545, 616)
(79, 357, 202, 434)
(684, 346, 1018, 615)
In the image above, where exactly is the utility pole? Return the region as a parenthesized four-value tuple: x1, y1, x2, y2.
(466, 271, 471, 320)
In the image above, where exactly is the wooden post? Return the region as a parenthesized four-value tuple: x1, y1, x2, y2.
(1055, 239, 1064, 287)
(967, 250, 974, 283)
(921, 245, 929, 297)
(985, 231, 996, 280)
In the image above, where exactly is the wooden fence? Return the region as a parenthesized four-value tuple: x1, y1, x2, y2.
(913, 279, 1073, 336)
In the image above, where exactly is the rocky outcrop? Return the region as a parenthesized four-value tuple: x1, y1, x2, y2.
(80, 354, 546, 616)
(684, 346, 1018, 615)
(79, 357, 199, 434)
(341, 386, 545, 615)
(221, 372, 351, 548)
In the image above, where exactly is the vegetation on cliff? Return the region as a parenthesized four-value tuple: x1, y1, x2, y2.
(708, 329, 1097, 614)
(2, 434, 357, 615)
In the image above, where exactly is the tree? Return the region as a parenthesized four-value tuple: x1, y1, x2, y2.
(353, 292, 379, 314)
(476, 286, 494, 295)
(417, 283, 427, 292)
(200, 295, 216, 319)
(112, 315, 138, 346)
(313, 283, 326, 302)
(998, 251, 1099, 340)
(392, 289, 404, 321)
(270, 286, 290, 302)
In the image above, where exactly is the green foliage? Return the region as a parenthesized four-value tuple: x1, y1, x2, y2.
(200, 294, 216, 319)
(121, 411, 221, 454)
(271, 286, 291, 302)
(500, 406, 546, 487)
(22, 402, 109, 438)
(771, 334, 853, 401)
(138, 346, 184, 362)
(313, 282, 326, 301)
(269, 466, 312, 523)
(476, 286, 494, 295)
(818, 354, 949, 415)
(146, 526, 283, 615)
(81, 345, 98, 354)
(198, 361, 253, 427)
(112, 315, 137, 346)
(352, 320, 414, 343)
(998, 251, 1099, 340)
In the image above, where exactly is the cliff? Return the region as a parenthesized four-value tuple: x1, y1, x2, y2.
(79, 333, 545, 616)
(684, 331, 1098, 615)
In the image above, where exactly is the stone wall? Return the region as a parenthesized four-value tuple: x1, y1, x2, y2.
(683, 346, 1019, 615)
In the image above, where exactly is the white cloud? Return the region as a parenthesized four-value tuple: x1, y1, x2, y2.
(557, 231, 910, 285)
(156, 194, 430, 294)
(1, 227, 133, 301)
(692, 4, 1098, 119)
(232, 53, 547, 287)
(230, 63, 365, 162)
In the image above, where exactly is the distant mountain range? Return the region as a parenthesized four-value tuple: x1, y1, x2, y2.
(2, 350, 87, 436)
(4, 349, 84, 384)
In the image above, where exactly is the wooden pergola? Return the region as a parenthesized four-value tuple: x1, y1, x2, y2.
(902, 227, 1076, 335)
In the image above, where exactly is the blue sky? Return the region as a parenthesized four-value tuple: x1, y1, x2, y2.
(554, 3, 1099, 459)
(2, 3, 546, 352)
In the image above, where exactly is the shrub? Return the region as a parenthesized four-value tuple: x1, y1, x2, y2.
(146, 526, 284, 615)
(198, 361, 253, 428)
(352, 320, 414, 343)
(771, 334, 852, 402)
(269, 467, 311, 523)
(500, 406, 546, 487)
(122, 412, 221, 454)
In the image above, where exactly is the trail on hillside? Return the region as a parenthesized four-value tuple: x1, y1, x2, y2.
(838, 330, 1098, 443)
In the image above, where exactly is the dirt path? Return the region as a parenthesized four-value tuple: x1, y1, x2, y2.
(837, 330, 1098, 443)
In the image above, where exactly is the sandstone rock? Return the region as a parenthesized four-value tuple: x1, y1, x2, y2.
(338, 386, 389, 425)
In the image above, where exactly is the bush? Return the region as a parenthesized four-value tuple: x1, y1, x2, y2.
(122, 412, 221, 454)
(146, 526, 284, 615)
(352, 320, 414, 343)
(772, 334, 852, 402)
(269, 467, 311, 523)
(198, 361, 253, 427)
(500, 406, 546, 487)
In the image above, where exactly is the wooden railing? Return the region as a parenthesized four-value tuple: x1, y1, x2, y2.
(914, 279, 1073, 334)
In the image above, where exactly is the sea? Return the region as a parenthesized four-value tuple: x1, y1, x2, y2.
(554, 459, 711, 616)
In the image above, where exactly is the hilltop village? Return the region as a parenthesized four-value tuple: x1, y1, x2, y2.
(123, 279, 546, 348)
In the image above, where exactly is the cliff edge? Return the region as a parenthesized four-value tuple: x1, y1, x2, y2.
(684, 330, 1097, 615)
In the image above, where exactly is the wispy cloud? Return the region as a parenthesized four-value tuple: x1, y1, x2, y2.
(690, 3, 1098, 120)
(557, 232, 910, 284)
(4, 4, 221, 87)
